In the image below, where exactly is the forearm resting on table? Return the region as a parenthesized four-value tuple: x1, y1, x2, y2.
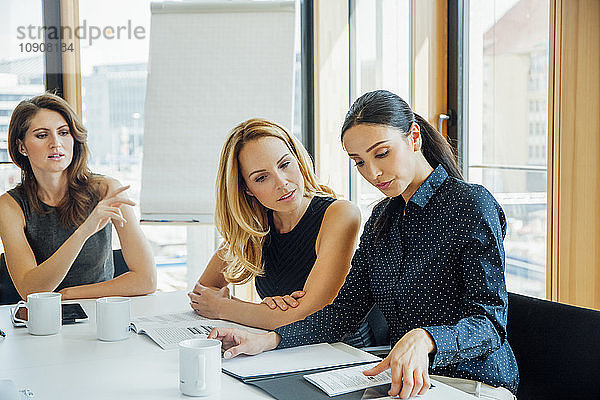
(60, 269, 156, 300)
(218, 297, 318, 330)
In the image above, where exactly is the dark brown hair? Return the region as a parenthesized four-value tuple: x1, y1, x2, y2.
(341, 90, 463, 237)
(8, 93, 103, 227)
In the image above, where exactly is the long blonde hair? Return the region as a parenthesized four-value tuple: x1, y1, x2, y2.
(216, 118, 335, 284)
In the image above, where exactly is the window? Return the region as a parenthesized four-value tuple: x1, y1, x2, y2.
(465, 0, 549, 298)
(79, 0, 307, 292)
(77, 0, 189, 291)
(0, 1, 45, 192)
(349, 0, 410, 221)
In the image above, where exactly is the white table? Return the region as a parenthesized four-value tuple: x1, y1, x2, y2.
(0, 291, 271, 400)
(0, 291, 476, 400)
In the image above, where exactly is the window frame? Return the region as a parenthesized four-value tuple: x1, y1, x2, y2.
(446, 0, 468, 176)
(0, 0, 62, 167)
(43, 0, 64, 96)
(447, 0, 551, 301)
(300, 0, 315, 160)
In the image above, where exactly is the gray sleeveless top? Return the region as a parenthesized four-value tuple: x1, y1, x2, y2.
(8, 185, 113, 291)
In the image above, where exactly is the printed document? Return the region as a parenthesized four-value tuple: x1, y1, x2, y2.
(130, 311, 217, 350)
(304, 362, 391, 397)
(130, 311, 265, 350)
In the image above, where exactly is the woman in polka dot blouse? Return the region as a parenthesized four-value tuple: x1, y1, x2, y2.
(209, 90, 519, 400)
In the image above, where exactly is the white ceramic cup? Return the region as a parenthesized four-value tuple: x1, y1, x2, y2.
(96, 297, 131, 341)
(14, 292, 62, 335)
(179, 338, 222, 397)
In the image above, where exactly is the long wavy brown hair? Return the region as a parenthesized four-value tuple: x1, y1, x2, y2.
(216, 118, 335, 284)
(8, 93, 103, 228)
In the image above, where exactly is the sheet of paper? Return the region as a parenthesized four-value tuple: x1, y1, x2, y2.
(139, 326, 212, 350)
(141, 2, 295, 221)
(132, 310, 216, 326)
(130, 311, 220, 350)
(131, 311, 266, 332)
(222, 342, 380, 379)
(130, 311, 266, 350)
(304, 362, 390, 397)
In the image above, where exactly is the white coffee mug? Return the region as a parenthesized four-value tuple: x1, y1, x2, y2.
(96, 297, 131, 341)
(14, 292, 62, 335)
(179, 338, 222, 397)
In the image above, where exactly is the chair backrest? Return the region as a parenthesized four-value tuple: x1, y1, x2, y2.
(342, 304, 389, 349)
(0, 253, 22, 305)
(0, 250, 129, 305)
(112, 249, 129, 278)
(365, 304, 389, 346)
(507, 292, 600, 400)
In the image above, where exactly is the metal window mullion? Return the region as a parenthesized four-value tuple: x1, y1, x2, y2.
(301, 0, 315, 161)
(42, 0, 63, 97)
(348, 0, 358, 203)
(447, 0, 468, 178)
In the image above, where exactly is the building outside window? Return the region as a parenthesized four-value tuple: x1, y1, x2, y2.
(0, 1, 45, 201)
(467, 0, 548, 298)
(0, 0, 550, 298)
(349, 0, 410, 222)
(79, 0, 305, 291)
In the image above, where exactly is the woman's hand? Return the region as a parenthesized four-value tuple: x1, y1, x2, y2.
(58, 287, 71, 300)
(78, 186, 135, 239)
(188, 283, 230, 319)
(363, 328, 435, 399)
(261, 291, 305, 311)
(208, 327, 280, 359)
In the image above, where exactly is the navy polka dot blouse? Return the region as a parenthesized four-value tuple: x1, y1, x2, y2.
(274, 165, 519, 394)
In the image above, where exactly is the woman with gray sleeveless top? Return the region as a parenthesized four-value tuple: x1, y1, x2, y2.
(0, 93, 156, 300)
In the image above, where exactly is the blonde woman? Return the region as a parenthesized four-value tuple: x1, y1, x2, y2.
(207, 91, 518, 400)
(0, 93, 156, 301)
(188, 119, 361, 331)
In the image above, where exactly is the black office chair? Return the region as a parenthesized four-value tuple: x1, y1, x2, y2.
(507, 292, 600, 400)
(365, 304, 389, 346)
(0, 250, 129, 305)
(343, 304, 390, 356)
(0, 253, 22, 305)
(112, 249, 129, 278)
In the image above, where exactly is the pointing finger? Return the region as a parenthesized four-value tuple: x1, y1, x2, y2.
(363, 357, 390, 376)
(105, 185, 130, 200)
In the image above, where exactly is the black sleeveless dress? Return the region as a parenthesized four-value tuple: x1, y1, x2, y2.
(255, 195, 335, 298)
(255, 195, 375, 347)
(7, 185, 113, 291)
